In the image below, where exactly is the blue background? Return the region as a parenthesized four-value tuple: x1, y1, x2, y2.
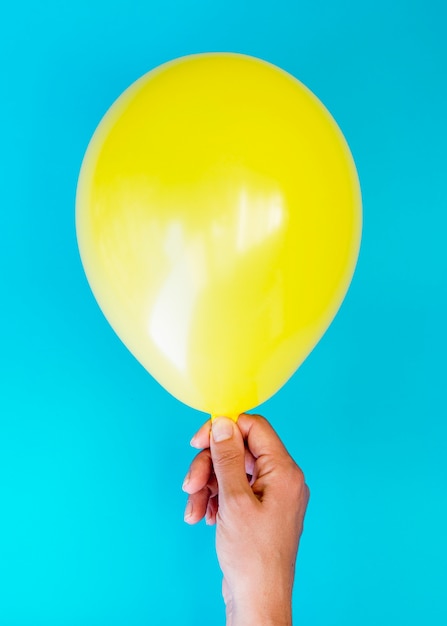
(1, 1, 446, 624)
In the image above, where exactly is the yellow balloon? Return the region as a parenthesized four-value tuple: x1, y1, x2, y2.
(76, 53, 362, 420)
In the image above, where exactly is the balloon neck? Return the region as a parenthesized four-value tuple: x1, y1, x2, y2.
(211, 413, 239, 423)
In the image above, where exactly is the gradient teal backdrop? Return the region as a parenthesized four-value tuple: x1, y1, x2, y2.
(1, 1, 446, 625)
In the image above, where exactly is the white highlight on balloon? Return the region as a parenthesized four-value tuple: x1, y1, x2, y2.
(236, 189, 285, 252)
(150, 229, 207, 372)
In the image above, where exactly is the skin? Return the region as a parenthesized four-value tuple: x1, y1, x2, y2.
(182, 413, 310, 626)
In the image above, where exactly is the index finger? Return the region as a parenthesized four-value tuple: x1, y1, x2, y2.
(236, 413, 291, 460)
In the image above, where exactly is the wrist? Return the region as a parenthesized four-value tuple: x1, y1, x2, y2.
(227, 585, 293, 626)
(230, 603, 292, 626)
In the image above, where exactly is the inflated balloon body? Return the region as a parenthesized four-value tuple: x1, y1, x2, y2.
(76, 53, 362, 420)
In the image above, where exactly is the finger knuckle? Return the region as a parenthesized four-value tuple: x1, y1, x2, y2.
(286, 459, 308, 494)
(304, 482, 311, 503)
(214, 449, 241, 470)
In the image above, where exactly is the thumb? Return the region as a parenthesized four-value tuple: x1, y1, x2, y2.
(210, 416, 253, 502)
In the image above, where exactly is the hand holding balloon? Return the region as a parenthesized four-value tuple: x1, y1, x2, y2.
(183, 413, 310, 625)
(76, 53, 361, 417)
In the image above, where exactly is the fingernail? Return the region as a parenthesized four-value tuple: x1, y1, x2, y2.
(182, 472, 190, 491)
(189, 435, 198, 447)
(212, 416, 234, 442)
(184, 499, 193, 520)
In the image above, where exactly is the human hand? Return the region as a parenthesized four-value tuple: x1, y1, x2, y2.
(182, 414, 310, 626)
